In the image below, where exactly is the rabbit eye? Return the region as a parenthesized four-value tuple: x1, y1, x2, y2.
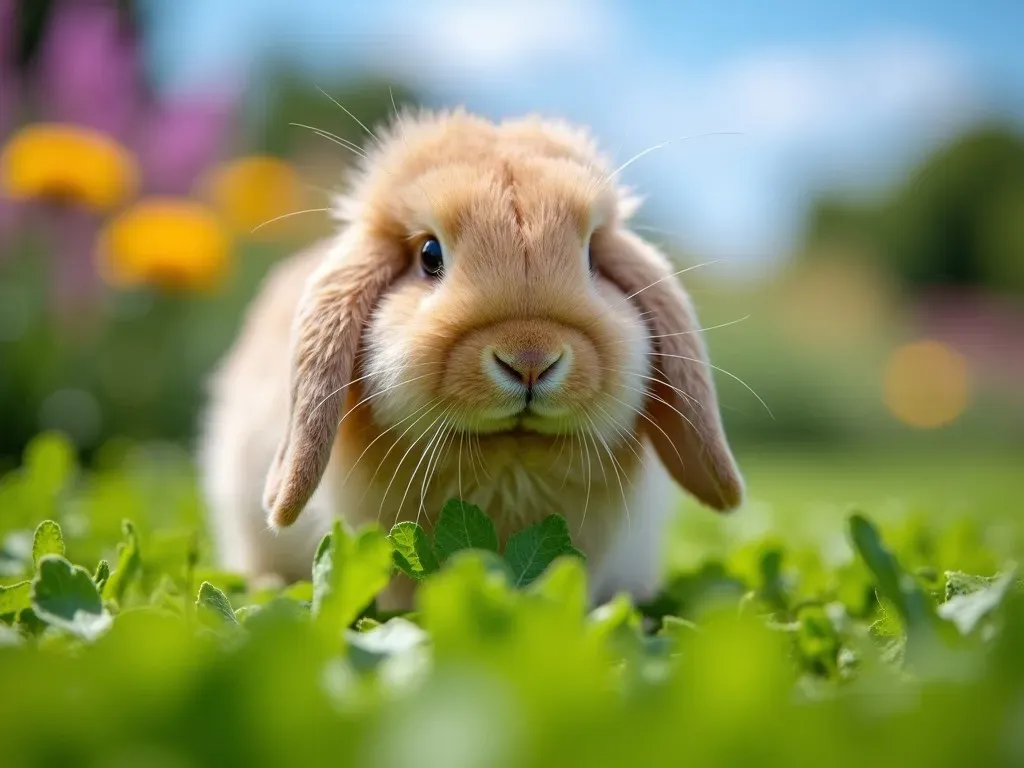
(420, 237, 444, 277)
(587, 242, 595, 274)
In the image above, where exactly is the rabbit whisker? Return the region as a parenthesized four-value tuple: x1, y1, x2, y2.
(341, 396, 440, 490)
(315, 86, 385, 149)
(251, 207, 330, 234)
(617, 260, 723, 321)
(592, 314, 751, 348)
(362, 399, 444, 521)
(584, 410, 632, 532)
(596, 364, 703, 411)
(575, 416, 594, 536)
(457, 413, 466, 506)
(312, 361, 438, 415)
(472, 430, 491, 481)
(647, 352, 773, 418)
(552, 420, 570, 467)
(329, 371, 438, 431)
(390, 87, 414, 154)
(617, 382, 704, 451)
(417, 409, 454, 518)
(604, 392, 688, 476)
(592, 400, 645, 462)
(607, 132, 744, 181)
(289, 122, 369, 159)
(630, 224, 682, 240)
(560, 425, 577, 491)
(421, 410, 461, 520)
(398, 404, 457, 530)
(384, 403, 456, 527)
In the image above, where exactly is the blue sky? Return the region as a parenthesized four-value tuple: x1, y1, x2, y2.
(144, 0, 1024, 273)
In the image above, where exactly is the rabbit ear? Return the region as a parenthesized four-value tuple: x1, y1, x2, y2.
(264, 227, 405, 528)
(595, 229, 744, 511)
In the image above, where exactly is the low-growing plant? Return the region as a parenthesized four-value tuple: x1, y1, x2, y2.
(1, 433, 1022, 767)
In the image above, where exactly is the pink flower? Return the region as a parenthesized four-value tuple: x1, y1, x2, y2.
(138, 95, 236, 195)
(36, 0, 142, 139)
(1, 0, 20, 250)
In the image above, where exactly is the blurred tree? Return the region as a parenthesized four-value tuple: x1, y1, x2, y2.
(803, 123, 1024, 296)
(249, 63, 419, 159)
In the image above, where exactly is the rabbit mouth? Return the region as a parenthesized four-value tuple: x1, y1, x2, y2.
(473, 406, 574, 437)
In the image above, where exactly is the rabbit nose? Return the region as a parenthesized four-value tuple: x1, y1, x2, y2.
(489, 347, 565, 390)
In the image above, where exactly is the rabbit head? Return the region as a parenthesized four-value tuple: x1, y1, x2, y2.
(264, 110, 743, 528)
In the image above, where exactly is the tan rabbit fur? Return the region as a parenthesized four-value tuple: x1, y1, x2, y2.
(200, 109, 743, 607)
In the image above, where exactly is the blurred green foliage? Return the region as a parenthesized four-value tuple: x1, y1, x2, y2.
(804, 123, 1024, 295)
(251, 66, 419, 158)
(1, 432, 1023, 767)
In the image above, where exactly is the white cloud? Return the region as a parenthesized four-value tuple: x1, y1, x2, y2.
(698, 37, 977, 146)
(369, 0, 617, 83)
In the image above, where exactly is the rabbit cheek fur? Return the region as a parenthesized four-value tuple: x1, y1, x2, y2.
(200, 111, 743, 609)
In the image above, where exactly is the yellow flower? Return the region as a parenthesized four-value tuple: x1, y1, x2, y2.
(97, 198, 232, 292)
(883, 340, 970, 429)
(0, 123, 138, 212)
(203, 155, 308, 239)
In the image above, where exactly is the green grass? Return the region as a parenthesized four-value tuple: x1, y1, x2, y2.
(1, 432, 1022, 767)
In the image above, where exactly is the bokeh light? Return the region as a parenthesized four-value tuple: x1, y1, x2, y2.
(204, 155, 308, 239)
(883, 340, 971, 429)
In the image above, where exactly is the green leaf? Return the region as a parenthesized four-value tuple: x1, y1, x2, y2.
(938, 568, 1019, 635)
(588, 593, 642, 647)
(233, 605, 261, 623)
(31, 555, 112, 641)
(312, 521, 393, 629)
(31, 520, 64, 567)
(196, 581, 239, 626)
(192, 569, 248, 597)
(528, 555, 588, 618)
(102, 521, 141, 605)
(0, 580, 32, 618)
(345, 617, 429, 672)
(849, 514, 956, 665)
(945, 570, 1000, 600)
(433, 499, 499, 563)
(241, 596, 309, 631)
(24, 432, 75, 496)
(504, 515, 585, 588)
(658, 615, 699, 639)
(447, 549, 514, 585)
(283, 580, 314, 603)
(757, 549, 789, 614)
(849, 515, 935, 632)
(388, 521, 439, 580)
(93, 560, 110, 591)
(312, 531, 336, 617)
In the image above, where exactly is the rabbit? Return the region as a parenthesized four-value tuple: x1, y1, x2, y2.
(199, 109, 744, 609)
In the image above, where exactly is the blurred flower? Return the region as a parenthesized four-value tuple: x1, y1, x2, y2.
(1, 0, 22, 248)
(0, 123, 138, 211)
(883, 340, 970, 429)
(204, 154, 307, 238)
(97, 197, 232, 291)
(138, 96, 235, 195)
(36, 0, 142, 138)
(1, 0, 244, 312)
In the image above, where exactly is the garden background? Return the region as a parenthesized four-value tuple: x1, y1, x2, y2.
(1, 2, 1023, 766)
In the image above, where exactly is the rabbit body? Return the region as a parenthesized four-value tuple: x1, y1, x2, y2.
(200, 111, 741, 608)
